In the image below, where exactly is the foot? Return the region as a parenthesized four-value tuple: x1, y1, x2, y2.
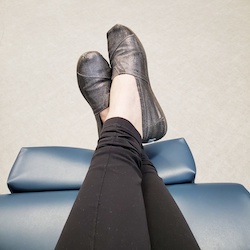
(107, 24, 167, 143)
(77, 51, 111, 136)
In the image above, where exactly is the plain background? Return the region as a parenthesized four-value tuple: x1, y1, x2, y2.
(0, 0, 249, 194)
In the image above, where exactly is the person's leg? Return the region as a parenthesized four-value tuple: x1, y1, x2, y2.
(55, 118, 151, 250)
(56, 57, 151, 249)
(107, 25, 199, 248)
(141, 152, 200, 250)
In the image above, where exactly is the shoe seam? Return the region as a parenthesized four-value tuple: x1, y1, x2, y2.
(77, 72, 111, 79)
(109, 34, 135, 61)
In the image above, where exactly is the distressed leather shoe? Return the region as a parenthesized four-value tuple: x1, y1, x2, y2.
(107, 24, 167, 143)
(77, 51, 111, 136)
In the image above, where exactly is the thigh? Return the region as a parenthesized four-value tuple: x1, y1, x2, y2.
(56, 118, 151, 250)
(141, 152, 200, 250)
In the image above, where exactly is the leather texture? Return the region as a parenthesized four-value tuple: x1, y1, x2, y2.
(168, 183, 250, 250)
(77, 51, 111, 136)
(7, 138, 196, 193)
(0, 191, 77, 250)
(0, 184, 249, 250)
(107, 24, 167, 143)
(144, 138, 196, 184)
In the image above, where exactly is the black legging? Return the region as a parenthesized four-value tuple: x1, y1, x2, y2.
(55, 118, 200, 250)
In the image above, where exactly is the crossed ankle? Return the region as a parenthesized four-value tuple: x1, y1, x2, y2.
(100, 108, 109, 123)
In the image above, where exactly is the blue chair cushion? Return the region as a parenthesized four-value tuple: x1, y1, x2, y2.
(0, 191, 77, 250)
(168, 183, 250, 250)
(8, 138, 196, 192)
(0, 183, 249, 250)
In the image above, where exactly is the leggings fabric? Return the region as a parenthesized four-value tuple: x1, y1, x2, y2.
(55, 118, 200, 250)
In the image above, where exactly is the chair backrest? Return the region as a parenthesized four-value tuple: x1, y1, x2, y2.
(8, 138, 196, 193)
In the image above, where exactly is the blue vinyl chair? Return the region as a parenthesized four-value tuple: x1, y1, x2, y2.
(0, 138, 249, 250)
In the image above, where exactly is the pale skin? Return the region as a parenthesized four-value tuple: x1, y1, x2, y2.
(99, 74, 143, 137)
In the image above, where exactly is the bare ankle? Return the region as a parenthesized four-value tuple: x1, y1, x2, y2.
(106, 74, 142, 137)
(100, 108, 109, 123)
